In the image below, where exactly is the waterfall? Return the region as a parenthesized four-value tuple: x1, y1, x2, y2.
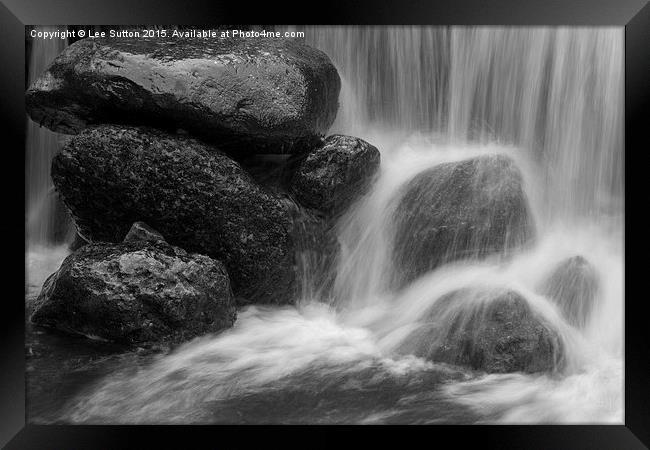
(25, 26, 73, 249)
(304, 27, 624, 423)
(304, 26, 623, 223)
(29, 27, 623, 424)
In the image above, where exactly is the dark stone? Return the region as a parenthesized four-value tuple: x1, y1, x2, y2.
(540, 256, 599, 328)
(26, 36, 341, 156)
(30, 240, 236, 345)
(402, 288, 564, 374)
(52, 125, 296, 304)
(123, 221, 166, 243)
(392, 154, 535, 287)
(290, 135, 381, 215)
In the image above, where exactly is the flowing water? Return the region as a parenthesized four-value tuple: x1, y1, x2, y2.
(25, 26, 73, 249)
(26, 26, 624, 424)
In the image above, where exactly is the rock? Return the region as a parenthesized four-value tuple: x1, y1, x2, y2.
(30, 240, 236, 345)
(402, 288, 563, 373)
(26, 36, 341, 156)
(290, 135, 381, 214)
(392, 154, 535, 287)
(123, 221, 166, 243)
(540, 256, 599, 328)
(52, 125, 296, 304)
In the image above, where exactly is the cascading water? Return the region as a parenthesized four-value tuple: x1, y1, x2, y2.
(313, 27, 623, 423)
(29, 27, 624, 424)
(26, 26, 74, 294)
(312, 26, 623, 223)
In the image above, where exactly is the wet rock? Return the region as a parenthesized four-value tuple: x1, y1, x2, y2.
(30, 240, 236, 345)
(123, 221, 166, 243)
(52, 125, 296, 304)
(540, 255, 599, 328)
(403, 288, 563, 374)
(392, 154, 535, 287)
(290, 135, 381, 215)
(26, 36, 341, 156)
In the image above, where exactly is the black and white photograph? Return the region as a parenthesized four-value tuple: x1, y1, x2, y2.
(20, 24, 628, 427)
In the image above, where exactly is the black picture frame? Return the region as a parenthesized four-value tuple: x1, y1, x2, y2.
(2, 0, 647, 447)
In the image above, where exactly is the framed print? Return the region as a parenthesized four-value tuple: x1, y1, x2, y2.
(1, 0, 648, 447)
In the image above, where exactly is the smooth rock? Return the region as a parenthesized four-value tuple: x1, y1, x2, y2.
(26, 36, 341, 156)
(392, 154, 535, 286)
(402, 288, 564, 373)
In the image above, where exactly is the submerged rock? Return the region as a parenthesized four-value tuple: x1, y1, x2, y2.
(540, 256, 599, 328)
(392, 154, 535, 287)
(30, 240, 236, 345)
(402, 288, 563, 374)
(52, 125, 296, 304)
(290, 135, 381, 215)
(123, 221, 166, 243)
(26, 36, 341, 156)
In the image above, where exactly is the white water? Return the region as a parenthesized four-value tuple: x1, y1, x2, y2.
(27, 27, 624, 424)
(25, 26, 73, 248)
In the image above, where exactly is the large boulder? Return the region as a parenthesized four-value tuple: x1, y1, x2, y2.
(540, 256, 599, 328)
(30, 240, 236, 345)
(392, 154, 535, 287)
(290, 135, 381, 215)
(26, 36, 341, 156)
(51, 125, 296, 304)
(400, 288, 564, 373)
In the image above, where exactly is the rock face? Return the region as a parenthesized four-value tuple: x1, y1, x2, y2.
(541, 256, 599, 328)
(290, 135, 381, 215)
(392, 154, 535, 286)
(52, 125, 296, 304)
(402, 289, 563, 373)
(30, 240, 236, 345)
(26, 36, 341, 156)
(124, 221, 166, 243)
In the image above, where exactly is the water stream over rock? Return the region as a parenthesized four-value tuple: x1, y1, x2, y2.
(26, 26, 623, 424)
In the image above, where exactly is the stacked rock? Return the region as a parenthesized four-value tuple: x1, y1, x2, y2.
(27, 35, 381, 345)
